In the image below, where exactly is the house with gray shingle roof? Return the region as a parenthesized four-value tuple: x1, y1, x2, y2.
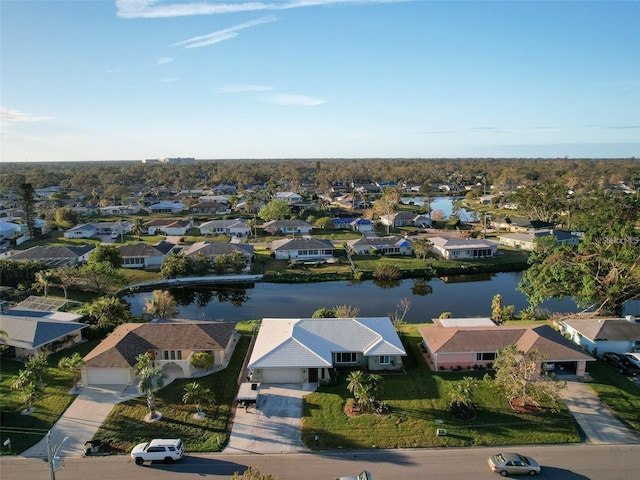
(0, 308, 87, 358)
(81, 321, 239, 386)
(429, 236, 498, 260)
(9, 245, 95, 267)
(199, 219, 250, 237)
(144, 219, 192, 235)
(248, 317, 406, 384)
(271, 238, 334, 261)
(559, 316, 640, 356)
(418, 324, 594, 375)
(118, 241, 176, 268)
(346, 235, 413, 256)
(183, 242, 254, 271)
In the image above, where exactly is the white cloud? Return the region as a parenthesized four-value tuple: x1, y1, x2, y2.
(158, 57, 173, 65)
(172, 16, 277, 49)
(220, 84, 273, 93)
(264, 94, 325, 106)
(161, 77, 180, 83)
(0, 107, 50, 123)
(116, 0, 407, 19)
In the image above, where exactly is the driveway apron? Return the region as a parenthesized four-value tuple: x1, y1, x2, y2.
(20, 385, 139, 459)
(225, 384, 312, 454)
(562, 379, 639, 444)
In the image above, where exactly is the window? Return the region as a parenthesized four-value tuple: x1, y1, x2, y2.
(476, 352, 496, 361)
(163, 351, 169, 360)
(336, 352, 357, 363)
(170, 351, 176, 360)
(177, 351, 182, 360)
(379, 355, 390, 365)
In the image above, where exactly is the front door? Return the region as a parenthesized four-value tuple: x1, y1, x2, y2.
(308, 368, 318, 383)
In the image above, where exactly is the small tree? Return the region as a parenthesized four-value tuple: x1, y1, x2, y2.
(231, 466, 278, 480)
(182, 381, 213, 413)
(333, 304, 360, 318)
(449, 376, 479, 419)
(258, 200, 291, 222)
(84, 295, 133, 329)
(491, 294, 503, 324)
(58, 352, 85, 391)
(34, 270, 55, 297)
(412, 238, 432, 261)
(312, 307, 335, 318)
(492, 345, 566, 411)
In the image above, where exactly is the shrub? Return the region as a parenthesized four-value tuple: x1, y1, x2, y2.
(373, 264, 401, 280)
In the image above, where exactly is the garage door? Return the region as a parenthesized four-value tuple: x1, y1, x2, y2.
(85, 368, 130, 385)
(261, 368, 301, 384)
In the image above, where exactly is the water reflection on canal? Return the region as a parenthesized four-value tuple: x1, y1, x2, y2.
(122, 271, 636, 323)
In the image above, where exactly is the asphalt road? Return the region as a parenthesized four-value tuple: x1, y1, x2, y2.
(1, 444, 639, 480)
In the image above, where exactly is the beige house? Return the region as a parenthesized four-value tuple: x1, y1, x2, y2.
(81, 321, 239, 386)
(419, 324, 594, 376)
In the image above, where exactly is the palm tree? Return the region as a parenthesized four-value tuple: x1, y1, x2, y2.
(182, 381, 213, 413)
(58, 352, 85, 391)
(346, 370, 366, 408)
(131, 218, 145, 241)
(34, 269, 55, 297)
(138, 366, 165, 420)
(26, 353, 48, 387)
(0, 329, 7, 352)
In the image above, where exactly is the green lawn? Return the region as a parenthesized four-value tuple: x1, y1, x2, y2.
(301, 326, 580, 450)
(0, 340, 101, 455)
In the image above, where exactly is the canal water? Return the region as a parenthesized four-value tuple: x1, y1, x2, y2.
(122, 272, 639, 323)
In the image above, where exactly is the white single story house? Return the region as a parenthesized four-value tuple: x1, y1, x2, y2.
(270, 237, 335, 260)
(183, 242, 254, 269)
(558, 315, 640, 356)
(99, 204, 141, 216)
(199, 219, 251, 237)
(248, 317, 406, 384)
(346, 235, 414, 256)
(273, 192, 303, 203)
(419, 324, 594, 376)
(262, 220, 313, 235)
(145, 219, 192, 236)
(146, 202, 185, 215)
(0, 308, 87, 359)
(429, 236, 498, 260)
(81, 321, 239, 386)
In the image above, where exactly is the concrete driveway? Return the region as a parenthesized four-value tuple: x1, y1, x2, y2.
(225, 384, 314, 454)
(20, 385, 139, 459)
(561, 378, 639, 444)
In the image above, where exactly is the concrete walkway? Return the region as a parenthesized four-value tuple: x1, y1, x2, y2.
(561, 378, 640, 444)
(20, 384, 140, 459)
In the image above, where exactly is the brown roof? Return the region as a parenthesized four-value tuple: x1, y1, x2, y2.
(418, 324, 593, 362)
(83, 321, 237, 368)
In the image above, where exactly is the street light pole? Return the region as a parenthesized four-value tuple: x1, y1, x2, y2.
(46, 431, 69, 480)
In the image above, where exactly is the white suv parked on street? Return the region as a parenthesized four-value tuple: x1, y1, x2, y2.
(130, 438, 184, 465)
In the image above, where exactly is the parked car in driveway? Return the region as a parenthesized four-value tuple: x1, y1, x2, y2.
(623, 352, 640, 368)
(487, 453, 540, 476)
(602, 352, 640, 376)
(130, 438, 184, 465)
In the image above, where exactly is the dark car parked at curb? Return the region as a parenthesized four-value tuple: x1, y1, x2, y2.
(602, 352, 640, 376)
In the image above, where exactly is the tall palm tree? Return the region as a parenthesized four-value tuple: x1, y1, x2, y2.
(131, 218, 145, 241)
(138, 366, 165, 419)
(346, 370, 366, 408)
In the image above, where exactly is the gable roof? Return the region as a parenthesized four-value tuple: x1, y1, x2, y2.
(263, 219, 312, 228)
(144, 219, 190, 228)
(119, 241, 175, 257)
(10, 245, 95, 267)
(347, 235, 411, 248)
(419, 324, 593, 361)
(183, 241, 254, 257)
(429, 237, 498, 250)
(562, 317, 640, 342)
(0, 313, 86, 350)
(199, 219, 248, 229)
(249, 317, 406, 369)
(83, 321, 237, 368)
(271, 238, 334, 251)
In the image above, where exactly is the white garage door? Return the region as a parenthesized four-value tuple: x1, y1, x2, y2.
(85, 368, 130, 385)
(261, 368, 301, 384)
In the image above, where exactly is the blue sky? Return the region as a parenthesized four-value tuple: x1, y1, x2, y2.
(1, 0, 639, 162)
